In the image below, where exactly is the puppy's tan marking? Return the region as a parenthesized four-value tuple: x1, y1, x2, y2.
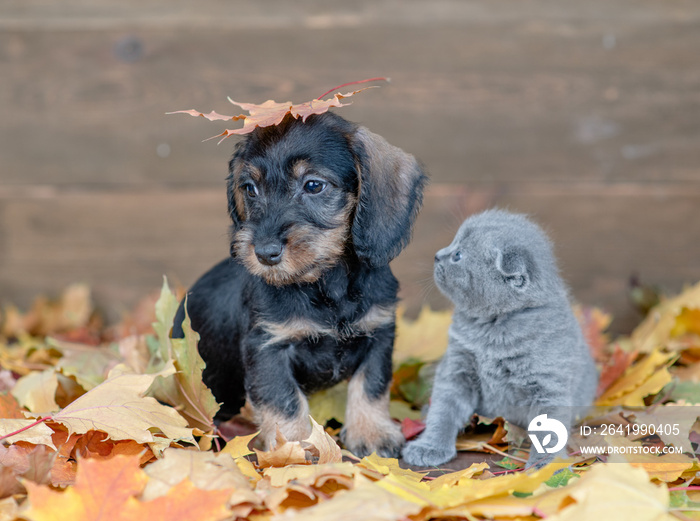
(342, 371, 404, 456)
(259, 317, 334, 347)
(350, 304, 396, 335)
(231, 161, 247, 221)
(234, 198, 356, 286)
(254, 390, 312, 450)
(248, 165, 263, 183)
(292, 159, 310, 180)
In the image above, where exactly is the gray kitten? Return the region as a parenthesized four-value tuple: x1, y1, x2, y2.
(402, 209, 598, 468)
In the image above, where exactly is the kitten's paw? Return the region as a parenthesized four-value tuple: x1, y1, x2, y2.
(341, 420, 404, 459)
(402, 439, 456, 467)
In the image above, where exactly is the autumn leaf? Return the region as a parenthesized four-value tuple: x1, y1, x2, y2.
(169, 82, 382, 143)
(302, 416, 342, 464)
(45, 364, 195, 454)
(632, 281, 700, 353)
(220, 431, 258, 459)
(394, 306, 452, 364)
(596, 348, 677, 406)
(0, 419, 56, 449)
(255, 427, 308, 468)
(543, 459, 672, 520)
(23, 454, 233, 521)
(11, 369, 60, 413)
(148, 278, 219, 432)
(142, 448, 260, 515)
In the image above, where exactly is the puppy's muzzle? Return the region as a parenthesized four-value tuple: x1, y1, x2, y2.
(255, 241, 284, 266)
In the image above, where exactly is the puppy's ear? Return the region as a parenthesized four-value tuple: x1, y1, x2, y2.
(350, 127, 427, 266)
(226, 144, 246, 232)
(494, 247, 533, 292)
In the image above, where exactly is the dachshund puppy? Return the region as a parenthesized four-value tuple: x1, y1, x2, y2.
(173, 112, 426, 457)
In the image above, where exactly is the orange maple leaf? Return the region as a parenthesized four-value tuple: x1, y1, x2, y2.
(23, 454, 232, 521)
(169, 78, 387, 143)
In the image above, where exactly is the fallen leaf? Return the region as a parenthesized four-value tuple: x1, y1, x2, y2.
(544, 459, 673, 520)
(220, 431, 258, 459)
(597, 348, 677, 406)
(47, 364, 195, 454)
(169, 85, 379, 143)
(148, 279, 219, 432)
(394, 306, 452, 364)
(597, 343, 638, 397)
(23, 454, 233, 521)
(0, 419, 56, 449)
(632, 281, 700, 354)
(11, 369, 60, 413)
(302, 417, 342, 464)
(255, 427, 307, 468)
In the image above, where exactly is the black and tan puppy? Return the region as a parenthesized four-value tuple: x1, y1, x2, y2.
(173, 111, 426, 457)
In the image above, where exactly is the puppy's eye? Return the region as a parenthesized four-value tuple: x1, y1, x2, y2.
(241, 183, 258, 198)
(303, 180, 326, 195)
(451, 251, 462, 263)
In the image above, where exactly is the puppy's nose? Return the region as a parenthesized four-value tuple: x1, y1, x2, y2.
(255, 242, 284, 266)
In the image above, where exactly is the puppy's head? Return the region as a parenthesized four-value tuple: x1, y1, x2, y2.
(227, 112, 426, 286)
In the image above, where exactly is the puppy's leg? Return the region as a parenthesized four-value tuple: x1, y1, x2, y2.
(341, 325, 404, 458)
(402, 347, 478, 467)
(243, 334, 312, 449)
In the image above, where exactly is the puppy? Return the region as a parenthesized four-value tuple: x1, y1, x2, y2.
(173, 112, 427, 457)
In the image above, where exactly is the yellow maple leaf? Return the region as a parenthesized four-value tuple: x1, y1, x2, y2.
(632, 281, 700, 353)
(596, 348, 677, 406)
(543, 460, 672, 520)
(394, 305, 452, 364)
(45, 364, 195, 454)
(23, 455, 232, 521)
(220, 431, 259, 459)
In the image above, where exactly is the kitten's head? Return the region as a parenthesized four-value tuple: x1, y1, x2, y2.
(434, 209, 563, 316)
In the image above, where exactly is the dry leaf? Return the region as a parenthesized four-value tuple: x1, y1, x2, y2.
(544, 460, 673, 520)
(302, 417, 342, 464)
(47, 364, 195, 454)
(11, 369, 60, 413)
(394, 306, 452, 364)
(169, 87, 378, 143)
(632, 281, 700, 353)
(220, 431, 258, 459)
(23, 454, 232, 521)
(596, 348, 677, 406)
(255, 427, 307, 468)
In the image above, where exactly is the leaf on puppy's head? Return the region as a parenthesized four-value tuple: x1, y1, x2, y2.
(169, 78, 388, 143)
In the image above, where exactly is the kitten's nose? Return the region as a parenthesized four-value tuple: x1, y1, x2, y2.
(255, 241, 284, 266)
(434, 248, 448, 263)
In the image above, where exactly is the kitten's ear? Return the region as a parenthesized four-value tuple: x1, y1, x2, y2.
(350, 127, 427, 266)
(494, 247, 532, 292)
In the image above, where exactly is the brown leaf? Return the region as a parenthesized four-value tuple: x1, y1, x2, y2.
(255, 427, 307, 468)
(170, 87, 378, 143)
(23, 454, 233, 521)
(302, 417, 342, 464)
(596, 343, 638, 397)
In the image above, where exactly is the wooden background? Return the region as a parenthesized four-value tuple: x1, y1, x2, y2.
(1, 0, 699, 333)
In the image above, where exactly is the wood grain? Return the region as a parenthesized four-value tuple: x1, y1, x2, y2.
(1, 0, 699, 334)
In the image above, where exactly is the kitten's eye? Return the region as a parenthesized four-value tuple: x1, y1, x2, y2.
(303, 180, 326, 195)
(241, 183, 258, 198)
(451, 251, 462, 262)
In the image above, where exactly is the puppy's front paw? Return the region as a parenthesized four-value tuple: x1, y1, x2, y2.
(402, 439, 456, 467)
(341, 420, 404, 459)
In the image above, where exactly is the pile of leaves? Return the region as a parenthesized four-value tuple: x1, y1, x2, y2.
(2, 279, 700, 520)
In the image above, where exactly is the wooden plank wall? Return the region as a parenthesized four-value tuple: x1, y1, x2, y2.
(1, 0, 699, 333)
